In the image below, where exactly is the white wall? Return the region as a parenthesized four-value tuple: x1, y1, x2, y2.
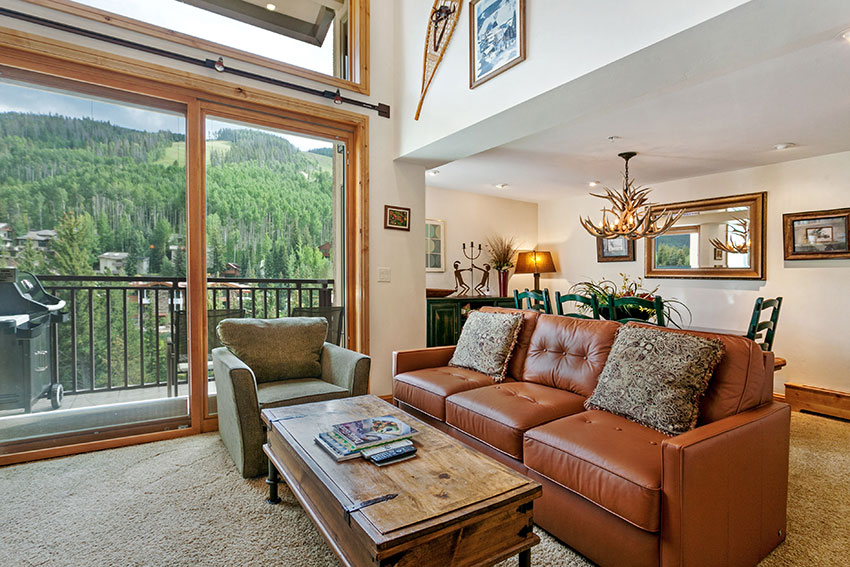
(1, 0, 425, 397)
(395, 0, 749, 159)
(425, 186, 538, 294)
(538, 151, 850, 394)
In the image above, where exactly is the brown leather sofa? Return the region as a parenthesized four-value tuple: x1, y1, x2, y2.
(392, 307, 790, 567)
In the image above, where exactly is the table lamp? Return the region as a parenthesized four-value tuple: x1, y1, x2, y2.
(514, 250, 557, 292)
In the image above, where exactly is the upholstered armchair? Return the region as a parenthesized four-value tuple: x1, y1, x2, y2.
(212, 317, 370, 478)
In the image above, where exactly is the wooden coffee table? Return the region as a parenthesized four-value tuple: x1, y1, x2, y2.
(262, 395, 541, 567)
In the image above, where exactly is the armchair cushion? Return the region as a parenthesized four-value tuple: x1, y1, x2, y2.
(586, 324, 725, 436)
(257, 378, 349, 409)
(216, 317, 327, 383)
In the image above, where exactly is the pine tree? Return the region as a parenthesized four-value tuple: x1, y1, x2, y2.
(50, 211, 96, 276)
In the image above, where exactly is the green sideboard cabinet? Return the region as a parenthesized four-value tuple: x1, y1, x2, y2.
(426, 296, 515, 347)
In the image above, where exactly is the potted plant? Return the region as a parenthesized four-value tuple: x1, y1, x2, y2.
(485, 235, 518, 297)
(570, 273, 691, 328)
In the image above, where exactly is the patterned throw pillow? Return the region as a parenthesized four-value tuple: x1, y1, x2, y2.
(585, 324, 725, 436)
(449, 311, 523, 381)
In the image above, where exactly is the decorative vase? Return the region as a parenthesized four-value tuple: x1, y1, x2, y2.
(497, 271, 509, 297)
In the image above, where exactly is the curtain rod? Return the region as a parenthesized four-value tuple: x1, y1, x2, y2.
(0, 7, 390, 118)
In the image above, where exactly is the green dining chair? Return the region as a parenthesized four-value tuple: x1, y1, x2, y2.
(554, 292, 600, 319)
(746, 297, 782, 351)
(514, 288, 552, 314)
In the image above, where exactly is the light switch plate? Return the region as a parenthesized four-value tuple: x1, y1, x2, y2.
(377, 267, 391, 282)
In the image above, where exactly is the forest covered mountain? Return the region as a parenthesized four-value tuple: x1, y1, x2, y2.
(0, 112, 334, 279)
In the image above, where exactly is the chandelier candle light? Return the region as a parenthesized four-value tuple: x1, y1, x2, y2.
(710, 217, 750, 254)
(580, 152, 684, 240)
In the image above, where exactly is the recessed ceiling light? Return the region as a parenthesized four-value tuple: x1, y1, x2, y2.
(266, 3, 276, 11)
(426, 169, 439, 176)
(588, 181, 601, 187)
(773, 143, 797, 151)
(495, 183, 509, 189)
(841, 29, 850, 42)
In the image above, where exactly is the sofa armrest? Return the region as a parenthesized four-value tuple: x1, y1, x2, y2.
(211, 347, 266, 477)
(661, 402, 790, 567)
(321, 342, 371, 396)
(393, 346, 456, 376)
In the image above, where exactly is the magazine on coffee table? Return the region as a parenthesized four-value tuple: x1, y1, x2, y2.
(313, 415, 419, 462)
(332, 415, 418, 449)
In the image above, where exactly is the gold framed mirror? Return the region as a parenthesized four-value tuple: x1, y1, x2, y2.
(645, 192, 766, 280)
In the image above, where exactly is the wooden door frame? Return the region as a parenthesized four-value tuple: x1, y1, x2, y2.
(0, 26, 369, 464)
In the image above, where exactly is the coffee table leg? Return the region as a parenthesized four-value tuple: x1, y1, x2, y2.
(518, 549, 530, 567)
(266, 458, 282, 505)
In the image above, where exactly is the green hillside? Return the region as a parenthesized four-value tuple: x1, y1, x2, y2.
(0, 113, 334, 279)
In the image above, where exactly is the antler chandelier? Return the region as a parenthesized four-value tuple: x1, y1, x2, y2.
(710, 217, 750, 254)
(580, 152, 683, 240)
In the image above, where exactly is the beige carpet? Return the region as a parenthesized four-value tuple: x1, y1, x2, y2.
(0, 412, 847, 567)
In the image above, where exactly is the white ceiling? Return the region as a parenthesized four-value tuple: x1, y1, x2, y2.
(426, 8, 850, 203)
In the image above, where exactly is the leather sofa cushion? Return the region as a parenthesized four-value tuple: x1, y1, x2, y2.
(393, 367, 499, 421)
(446, 382, 586, 460)
(480, 306, 539, 380)
(522, 315, 621, 397)
(629, 323, 769, 424)
(524, 410, 666, 532)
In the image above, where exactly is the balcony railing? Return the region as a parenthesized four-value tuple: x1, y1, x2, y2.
(37, 275, 333, 397)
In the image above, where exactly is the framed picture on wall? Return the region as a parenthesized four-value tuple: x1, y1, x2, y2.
(713, 248, 724, 261)
(425, 219, 446, 272)
(469, 0, 526, 89)
(384, 205, 411, 231)
(783, 208, 850, 260)
(596, 236, 635, 262)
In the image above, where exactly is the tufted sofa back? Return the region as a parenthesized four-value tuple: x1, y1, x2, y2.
(521, 314, 621, 397)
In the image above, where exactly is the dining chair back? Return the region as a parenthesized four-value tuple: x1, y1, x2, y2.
(746, 297, 782, 351)
(606, 294, 666, 326)
(554, 292, 600, 319)
(513, 289, 552, 314)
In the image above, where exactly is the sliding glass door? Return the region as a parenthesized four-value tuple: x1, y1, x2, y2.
(199, 109, 346, 417)
(0, 69, 191, 452)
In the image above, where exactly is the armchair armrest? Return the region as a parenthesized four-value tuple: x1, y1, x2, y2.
(321, 342, 371, 396)
(211, 347, 266, 478)
(392, 346, 456, 376)
(661, 402, 791, 567)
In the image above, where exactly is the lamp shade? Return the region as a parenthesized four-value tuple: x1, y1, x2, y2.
(514, 250, 556, 274)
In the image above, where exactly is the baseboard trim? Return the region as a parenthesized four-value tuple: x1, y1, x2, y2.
(784, 383, 850, 420)
(773, 392, 786, 403)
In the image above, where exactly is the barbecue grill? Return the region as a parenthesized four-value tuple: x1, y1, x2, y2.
(0, 268, 68, 413)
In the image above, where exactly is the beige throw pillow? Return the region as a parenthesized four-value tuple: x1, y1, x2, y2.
(448, 311, 523, 381)
(585, 324, 725, 436)
(217, 317, 327, 383)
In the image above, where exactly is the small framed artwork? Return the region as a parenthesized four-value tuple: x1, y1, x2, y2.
(469, 0, 526, 89)
(596, 236, 635, 263)
(713, 248, 724, 261)
(425, 219, 446, 272)
(783, 208, 850, 260)
(384, 205, 411, 231)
